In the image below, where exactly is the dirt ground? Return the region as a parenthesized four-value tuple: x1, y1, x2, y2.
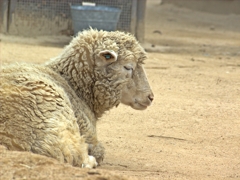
(1, 0, 240, 179)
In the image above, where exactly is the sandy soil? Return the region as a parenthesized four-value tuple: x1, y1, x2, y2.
(1, 0, 240, 179)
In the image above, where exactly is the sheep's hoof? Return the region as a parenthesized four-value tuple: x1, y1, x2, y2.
(88, 143, 105, 165)
(95, 156, 104, 166)
(82, 155, 98, 168)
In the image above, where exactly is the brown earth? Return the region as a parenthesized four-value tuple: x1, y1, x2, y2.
(0, 0, 240, 179)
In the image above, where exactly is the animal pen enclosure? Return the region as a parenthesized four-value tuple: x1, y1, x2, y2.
(0, 0, 146, 42)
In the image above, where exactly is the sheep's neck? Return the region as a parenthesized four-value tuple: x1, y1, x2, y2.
(92, 70, 122, 118)
(47, 57, 121, 119)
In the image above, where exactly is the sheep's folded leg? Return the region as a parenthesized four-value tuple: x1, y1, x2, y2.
(88, 142, 105, 165)
(82, 155, 98, 168)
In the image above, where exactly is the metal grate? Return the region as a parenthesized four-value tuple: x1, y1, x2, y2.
(8, 0, 133, 36)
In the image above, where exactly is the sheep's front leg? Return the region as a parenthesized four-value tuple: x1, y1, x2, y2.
(83, 132, 105, 164)
(77, 115, 105, 165)
(58, 121, 99, 168)
(88, 142, 105, 164)
(82, 155, 98, 168)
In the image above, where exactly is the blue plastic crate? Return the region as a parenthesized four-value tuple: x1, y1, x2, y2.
(70, 5, 121, 33)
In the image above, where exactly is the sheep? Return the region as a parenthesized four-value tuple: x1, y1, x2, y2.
(0, 29, 154, 168)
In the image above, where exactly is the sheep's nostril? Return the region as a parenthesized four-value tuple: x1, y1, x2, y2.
(148, 94, 154, 102)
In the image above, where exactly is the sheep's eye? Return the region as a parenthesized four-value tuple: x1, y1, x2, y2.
(104, 54, 112, 60)
(124, 66, 133, 71)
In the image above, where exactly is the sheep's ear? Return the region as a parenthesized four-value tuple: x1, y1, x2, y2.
(97, 50, 118, 66)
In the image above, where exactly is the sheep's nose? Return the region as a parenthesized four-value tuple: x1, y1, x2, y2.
(148, 94, 154, 102)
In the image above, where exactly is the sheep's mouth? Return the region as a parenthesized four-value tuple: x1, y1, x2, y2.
(131, 101, 149, 110)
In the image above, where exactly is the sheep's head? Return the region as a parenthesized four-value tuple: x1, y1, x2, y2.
(93, 31, 154, 112)
(48, 29, 154, 117)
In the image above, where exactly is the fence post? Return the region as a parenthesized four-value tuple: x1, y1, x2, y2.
(130, 0, 137, 35)
(1, 0, 9, 33)
(136, 0, 146, 43)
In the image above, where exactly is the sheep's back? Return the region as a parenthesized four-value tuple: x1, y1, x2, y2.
(0, 64, 79, 151)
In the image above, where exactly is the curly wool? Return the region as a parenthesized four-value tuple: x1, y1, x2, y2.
(0, 29, 148, 166)
(47, 29, 146, 118)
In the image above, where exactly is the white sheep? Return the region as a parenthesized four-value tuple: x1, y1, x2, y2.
(0, 29, 154, 168)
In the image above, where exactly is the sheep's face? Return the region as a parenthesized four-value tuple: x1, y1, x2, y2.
(95, 49, 154, 111)
(120, 63, 154, 110)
